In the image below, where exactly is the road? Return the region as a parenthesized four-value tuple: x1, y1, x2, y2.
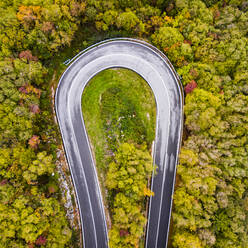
(55, 38, 183, 248)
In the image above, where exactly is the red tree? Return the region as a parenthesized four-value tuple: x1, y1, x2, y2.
(184, 80, 197, 94)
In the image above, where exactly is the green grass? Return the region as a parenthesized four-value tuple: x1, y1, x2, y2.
(82, 68, 156, 171)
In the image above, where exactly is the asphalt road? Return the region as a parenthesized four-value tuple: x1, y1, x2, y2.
(55, 38, 183, 248)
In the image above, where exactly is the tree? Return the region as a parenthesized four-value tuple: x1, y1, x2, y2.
(106, 143, 154, 247)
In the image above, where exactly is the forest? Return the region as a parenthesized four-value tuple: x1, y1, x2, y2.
(0, 0, 247, 247)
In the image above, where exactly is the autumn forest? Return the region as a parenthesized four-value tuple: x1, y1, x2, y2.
(0, 0, 247, 248)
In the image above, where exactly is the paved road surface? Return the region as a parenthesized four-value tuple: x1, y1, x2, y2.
(55, 38, 183, 248)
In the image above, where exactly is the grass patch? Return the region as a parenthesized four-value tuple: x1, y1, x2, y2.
(82, 68, 156, 170)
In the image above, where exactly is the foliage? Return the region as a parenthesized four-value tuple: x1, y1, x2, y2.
(173, 231, 203, 248)
(0, 0, 247, 247)
(0, 0, 85, 59)
(0, 59, 44, 146)
(0, 1, 82, 247)
(161, 1, 248, 247)
(106, 143, 154, 248)
(0, 192, 71, 247)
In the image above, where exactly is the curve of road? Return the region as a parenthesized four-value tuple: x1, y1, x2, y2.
(55, 38, 183, 248)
